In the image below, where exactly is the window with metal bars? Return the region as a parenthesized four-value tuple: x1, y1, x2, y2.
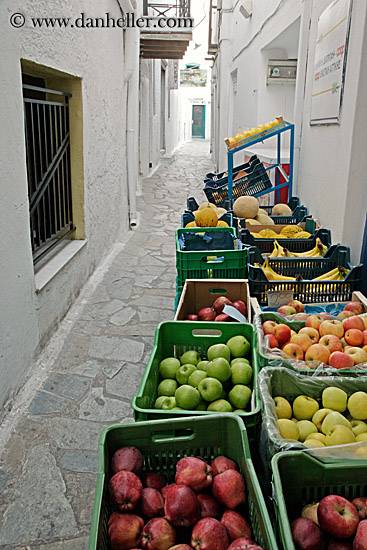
(22, 74, 75, 264)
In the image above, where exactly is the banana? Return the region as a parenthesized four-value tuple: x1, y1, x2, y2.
(261, 259, 297, 281)
(282, 238, 328, 258)
(269, 242, 279, 258)
(313, 267, 340, 281)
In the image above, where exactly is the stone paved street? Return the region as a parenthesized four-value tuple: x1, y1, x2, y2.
(0, 141, 214, 549)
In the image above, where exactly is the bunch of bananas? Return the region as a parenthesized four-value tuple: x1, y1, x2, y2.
(255, 258, 300, 282)
(256, 257, 350, 282)
(313, 266, 350, 281)
(269, 238, 328, 258)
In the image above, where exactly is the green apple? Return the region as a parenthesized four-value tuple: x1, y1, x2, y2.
(180, 350, 201, 365)
(277, 419, 299, 440)
(172, 406, 185, 410)
(175, 385, 200, 410)
(306, 432, 326, 444)
(197, 361, 210, 371)
(325, 425, 356, 446)
(155, 396, 168, 409)
(159, 357, 181, 379)
(231, 363, 253, 385)
(198, 377, 223, 402)
(312, 408, 332, 431)
(351, 420, 367, 436)
(188, 370, 207, 388)
(176, 364, 197, 384)
(196, 399, 207, 411)
(228, 384, 252, 410)
(207, 399, 232, 412)
(231, 358, 250, 367)
(158, 379, 178, 397)
(226, 335, 251, 358)
(293, 395, 319, 420)
(322, 387, 347, 413)
(297, 420, 318, 442)
(206, 357, 231, 382)
(207, 343, 231, 362)
(274, 396, 292, 419)
(348, 391, 367, 420)
(321, 411, 352, 435)
(160, 397, 177, 410)
(356, 433, 367, 442)
(303, 439, 325, 448)
(234, 409, 246, 413)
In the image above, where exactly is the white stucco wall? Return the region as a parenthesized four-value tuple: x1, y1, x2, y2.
(0, 0, 140, 410)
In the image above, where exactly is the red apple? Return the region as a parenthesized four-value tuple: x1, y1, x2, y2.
(275, 324, 292, 345)
(109, 470, 143, 512)
(226, 538, 262, 550)
(317, 495, 359, 539)
(191, 518, 229, 550)
(212, 469, 245, 509)
(306, 315, 324, 331)
(342, 316, 365, 332)
(299, 327, 320, 344)
(169, 546, 193, 550)
(353, 519, 367, 550)
(344, 302, 364, 315)
(112, 446, 144, 476)
(197, 494, 221, 519)
(220, 510, 251, 542)
(305, 344, 330, 365)
(282, 343, 304, 361)
(344, 347, 367, 365)
(352, 497, 367, 520)
(329, 351, 355, 370)
(265, 334, 279, 349)
(288, 300, 305, 313)
(198, 308, 216, 321)
(319, 320, 344, 339)
(232, 300, 247, 317)
(344, 329, 364, 347)
(362, 317, 367, 330)
(164, 484, 199, 527)
(215, 314, 231, 322)
(142, 473, 167, 491)
(363, 331, 367, 346)
(302, 503, 319, 525)
(108, 512, 144, 550)
(186, 314, 199, 321)
(293, 313, 310, 321)
(161, 484, 177, 500)
(291, 517, 326, 550)
(277, 305, 297, 316)
(212, 297, 232, 314)
(291, 333, 313, 352)
(262, 321, 277, 335)
(138, 488, 164, 518)
(211, 455, 238, 476)
(319, 334, 343, 354)
(175, 457, 212, 492)
(327, 539, 353, 550)
(140, 518, 176, 550)
(338, 311, 355, 320)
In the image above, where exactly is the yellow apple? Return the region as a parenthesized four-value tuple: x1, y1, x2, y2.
(322, 387, 347, 412)
(277, 419, 300, 440)
(306, 433, 326, 444)
(297, 420, 318, 442)
(348, 391, 367, 420)
(325, 425, 356, 446)
(321, 411, 352, 435)
(293, 395, 319, 420)
(304, 439, 325, 448)
(274, 396, 292, 419)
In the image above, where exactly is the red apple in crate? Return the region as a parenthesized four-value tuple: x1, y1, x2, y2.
(215, 314, 231, 322)
(212, 297, 232, 314)
(198, 308, 216, 321)
(306, 315, 324, 331)
(197, 494, 221, 519)
(277, 305, 296, 316)
(109, 470, 143, 512)
(319, 320, 344, 339)
(282, 343, 304, 361)
(164, 484, 199, 527)
(329, 351, 355, 370)
(262, 321, 277, 335)
(142, 473, 167, 491)
(302, 502, 319, 525)
(344, 329, 364, 347)
(344, 302, 364, 315)
(169, 546, 193, 550)
(275, 324, 291, 345)
(342, 316, 365, 332)
(108, 512, 144, 550)
(221, 510, 251, 542)
(293, 313, 310, 321)
(138, 488, 164, 518)
(353, 519, 367, 550)
(112, 446, 144, 476)
(327, 539, 353, 550)
(162, 484, 177, 500)
(232, 300, 247, 317)
(227, 538, 262, 550)
(317, 495, 359, 539)
(288, 300, 305, 313)
(338, 311, 355, 320)
(175, 457, 212, 492)
(265, 334, 279, 349)
(291, 333, 313, 352)
(140, 518, 176, 550)
(352, 497, 367, 520)
(291, 517, 326, 550)
(319, 335, 343, 354)
(212, 469, 245, 509)
(186, 314, 199, 321)
(363, 331, 367, 346)
(299, 327, 320, 344)
(191, 517, 229, 550)
(211, 455, 238, 477)
(305, 344, 330, 365)
(345, 347, 367, 365)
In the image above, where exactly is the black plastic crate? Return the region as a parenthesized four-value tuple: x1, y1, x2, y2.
(186, 196, 233, 211)
(238, 205, 309, 226)
(203, 154, 258, 184)
(240, 227, 332, 254)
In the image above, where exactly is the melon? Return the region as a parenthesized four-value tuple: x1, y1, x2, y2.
(258, 208, 269, 216)
(217, 220, 229, 227)
(233, 196, 259, 219)
(195, 208, 218, 227)
(216, 207, 227, 217)
(185, 221, 197, 228)
(245, 219, 261, 225)
(255, 214, 275, 225)
(271, 203, 292, 216)
(198, 202, 217, 211)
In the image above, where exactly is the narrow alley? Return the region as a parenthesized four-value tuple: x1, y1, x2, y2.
(0, 140, 214, 550)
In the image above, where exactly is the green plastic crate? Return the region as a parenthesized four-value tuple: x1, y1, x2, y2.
(271, 450, 367, 550)
(88, 415, 279, 550)
(176, 227, 247, 288)
(131, 321, 260, 438)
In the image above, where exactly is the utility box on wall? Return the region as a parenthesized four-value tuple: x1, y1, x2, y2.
(267, 59, 297, 84)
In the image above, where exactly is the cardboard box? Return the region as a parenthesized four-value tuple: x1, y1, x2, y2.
(175, 279, 252, 322)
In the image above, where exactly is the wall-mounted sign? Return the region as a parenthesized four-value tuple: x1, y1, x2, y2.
(180, 69, 207, 87)
(310, 0, 352, 125)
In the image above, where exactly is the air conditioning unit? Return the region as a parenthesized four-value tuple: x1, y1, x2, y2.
(267, 59, 297, 84)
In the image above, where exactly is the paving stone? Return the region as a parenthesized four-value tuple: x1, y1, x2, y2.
(130, 294, 176, 310)
(88, 335, 145, 362)
(102, 362, 124, 378)
(35, 417, 105, 450)
(71, 359, 101, 378)
(79, 387, 132, 422)
(107, 324, 158, 336)
(106, 281, 133, 300)
(29, 391, 70, 415)
(85, 298, 125, 318)
(109, 306, 137, 326)
(42, 373, 90, 401)
(63, 471, 98, 526)
(33, 537, 89, 550)
(90, 284, 110, 304)
(138, 306, 174, 322)
(60, 451, 98, 474)
(105, 363, 146, 399)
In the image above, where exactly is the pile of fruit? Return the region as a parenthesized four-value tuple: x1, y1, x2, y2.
(250, 226, 311, 239)
(183, 296, 247, 322)
(155, 337, 253, 413)
(262, 301, 367, 369)
(274, 386, 367, 448)
(108, 446, 265, 550)
(226, 118, 282, 146)
(233, 196, 274, 226)
(185, 202, 229, 228)
(292, 494, 367, 549)
(268, 238, 326, 257)
(257, 258, 350, 282)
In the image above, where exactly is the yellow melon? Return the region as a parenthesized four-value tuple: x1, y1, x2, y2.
(216, 207, 227, 217)
(233, 196, 259, 219)
(217, 220, 229, 227)
(272, 204, 293, 216)
(198, 202, 217, 211)
(195, 208, 219, 227)
(255, 214, 275, 225)
(185, 221, 197, 228)
(245, 219, 261, 225)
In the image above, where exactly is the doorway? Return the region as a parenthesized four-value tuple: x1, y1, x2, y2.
(192, 105, 206, 139)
